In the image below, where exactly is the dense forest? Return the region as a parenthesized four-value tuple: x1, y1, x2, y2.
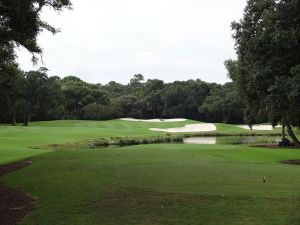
(0, 67, 244, 125)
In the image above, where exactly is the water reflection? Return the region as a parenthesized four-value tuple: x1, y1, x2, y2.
(183, 136, 281, 145)
(183, 137, 216, 145)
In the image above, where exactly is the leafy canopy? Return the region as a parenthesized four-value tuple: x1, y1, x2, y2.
(0, 0, 72, 63)
(229, 0, 300, 142)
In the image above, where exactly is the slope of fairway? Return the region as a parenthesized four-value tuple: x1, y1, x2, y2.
(29, 119, 196, 128)
(0, 119, 283, 164)
(0, 119, 197, 164)
(2, 144, 300, 225)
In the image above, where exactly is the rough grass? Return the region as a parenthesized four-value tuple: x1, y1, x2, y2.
(2, 144, 300, 225)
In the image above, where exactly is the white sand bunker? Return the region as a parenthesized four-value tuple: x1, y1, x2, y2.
(238, 125, 281, 131)
(120, 118, 187, 122)
(149, 123, 217, 133)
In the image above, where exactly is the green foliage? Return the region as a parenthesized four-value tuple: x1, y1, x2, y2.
(1, 70, 244, 123)
(62, 79, 109, 119)
(199, 83, 243, 123)
(129, 74, 144, 88)
(0, 0, 72, 123)
(161, 80, 212, 119)
(229, 0, 300, 142)
(0, 68, 65, 124)
(21, 70, 65, 124)
(82, 100, 123, 120)
(0, 63, 21, 123)
(0, 0, 72, 63)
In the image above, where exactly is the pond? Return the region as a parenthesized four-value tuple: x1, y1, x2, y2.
(183, 136, 281, 145)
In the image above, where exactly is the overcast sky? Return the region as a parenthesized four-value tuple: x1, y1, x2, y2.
(17, 0, 247, 85)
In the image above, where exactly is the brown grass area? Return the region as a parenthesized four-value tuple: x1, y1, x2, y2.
(0, 161, 36, 225)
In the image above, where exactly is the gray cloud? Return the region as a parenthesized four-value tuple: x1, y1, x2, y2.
(17, 0, 247, 84)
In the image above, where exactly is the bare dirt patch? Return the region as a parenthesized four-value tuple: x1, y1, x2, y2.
(0, 161, 36, 225)
(0, 161, 32, 176)
(281, 160, 300, 166)
(253, 144, 300, 149)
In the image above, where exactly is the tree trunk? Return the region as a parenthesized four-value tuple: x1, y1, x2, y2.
(282, 123, 286, 140)
(23, 114, 26, 126)
(23, 114, 28, 126)
(223, 112, 230, 124)
(286, 124, 300, 145)
(23, 113, 30, 126)
(282, 117, 286, 140)
(12, 112, 16, 126)
(152, 108, 156, 118)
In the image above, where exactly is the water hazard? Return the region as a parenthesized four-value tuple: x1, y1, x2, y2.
(183, 136, 281, 145)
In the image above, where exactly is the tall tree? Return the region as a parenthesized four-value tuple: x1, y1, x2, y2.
(0, 63, 22, 124)
(0, 0, 72, 124)
(199, 83, 243, 124)
(143, 79, 164, 118)
(20, 69, 65, 125)
(0, 0, 72, 63)
(229, 0, 300, 144)
(62, 80, 109, 119)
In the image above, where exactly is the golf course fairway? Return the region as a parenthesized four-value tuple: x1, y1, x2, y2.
(1, 120, 299, 225)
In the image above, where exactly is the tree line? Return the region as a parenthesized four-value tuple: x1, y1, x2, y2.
(0, 69, 244, 125)
(1, 0, 300, 144)
(0, 0, 244, 126)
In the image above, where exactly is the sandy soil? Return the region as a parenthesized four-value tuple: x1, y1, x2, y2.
(120, 118, 187, 122)
(0, 161, 35, 225)
(149, 123, 217, 133)
(238, 125, 282, 131)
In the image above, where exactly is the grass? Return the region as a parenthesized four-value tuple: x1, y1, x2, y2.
(1, 119, 299, 224)
(0, 119, 283, 163)
(0, 119, 197, 164)
(2, 144, 300, 225)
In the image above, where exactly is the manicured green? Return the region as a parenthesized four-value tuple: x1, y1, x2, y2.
(2, 144, 300, 225)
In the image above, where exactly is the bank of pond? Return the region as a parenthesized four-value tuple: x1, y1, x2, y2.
(45, 134, 287, 150)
